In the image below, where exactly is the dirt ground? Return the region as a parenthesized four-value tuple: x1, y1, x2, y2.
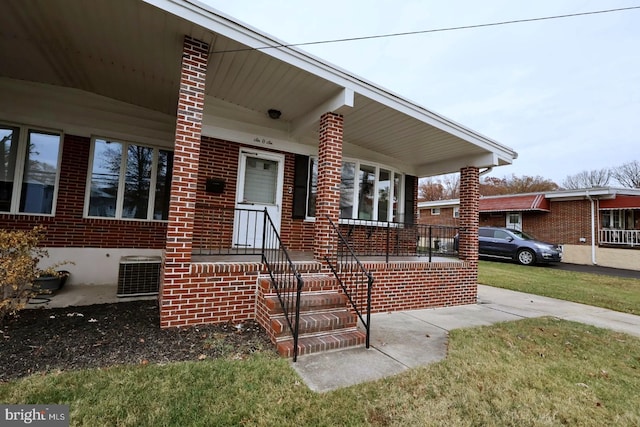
(0, 300, 274, 382)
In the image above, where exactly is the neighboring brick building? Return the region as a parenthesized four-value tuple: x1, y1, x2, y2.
(1, 0, 517, 355)
(419, 188, 640, 270)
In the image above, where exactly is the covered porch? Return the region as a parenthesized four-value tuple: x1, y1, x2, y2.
(1, 0, 517, 357)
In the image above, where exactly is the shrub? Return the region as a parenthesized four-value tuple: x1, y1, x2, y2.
(0, 226, 50, 324)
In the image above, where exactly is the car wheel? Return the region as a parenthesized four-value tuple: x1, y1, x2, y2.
(516, 249, 535, 266)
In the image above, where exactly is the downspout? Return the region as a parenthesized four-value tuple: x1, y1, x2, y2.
(586, 191, 597, 265)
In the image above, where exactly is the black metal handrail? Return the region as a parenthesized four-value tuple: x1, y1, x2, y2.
(261, 208, 304, 362)
(338, 219, 460, 262)
(324, 217, 373, 349)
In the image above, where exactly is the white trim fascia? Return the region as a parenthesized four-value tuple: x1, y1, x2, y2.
(545, 187, 640, 199)
(418, 199, 460, 209)
(143, 0, 518, 162)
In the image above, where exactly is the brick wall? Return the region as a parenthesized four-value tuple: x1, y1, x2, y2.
(192, 137, 314, 252)
(543, 200, 593, 245)
(0, 133, 167, 248)
(479, 201, 593, 245)
(366, 261, 477, 312)
(479, 212, 505, 228)
(418, 207, 459, 227)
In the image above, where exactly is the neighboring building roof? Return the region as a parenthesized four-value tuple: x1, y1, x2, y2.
(479, 194, 549, 212)
(418, 187, 640, 212)
(600, 195, 640, 209)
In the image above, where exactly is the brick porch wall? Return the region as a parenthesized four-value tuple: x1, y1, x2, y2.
(366, 261, 477, 312)
(0, 133, 167, 248)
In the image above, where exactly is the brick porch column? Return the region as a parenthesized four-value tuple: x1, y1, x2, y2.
(458, 166, 480, 266)
(314, 112, 344, 261)
(160, 36, 208, 327)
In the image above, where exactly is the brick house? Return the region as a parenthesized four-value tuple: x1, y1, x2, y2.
(419, 188, 640, 271)
(1, 0, 516, 357)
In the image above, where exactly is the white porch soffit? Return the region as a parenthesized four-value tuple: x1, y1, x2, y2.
(0, 0, 517, 176)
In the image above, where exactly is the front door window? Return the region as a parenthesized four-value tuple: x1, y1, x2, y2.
(506, 212, 522, 231)
(234, 150, 284, 249)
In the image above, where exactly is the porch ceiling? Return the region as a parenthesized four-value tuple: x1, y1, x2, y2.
(0, 0, 516, 176)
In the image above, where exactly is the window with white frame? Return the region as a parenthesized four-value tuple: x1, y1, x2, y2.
(305, 157, 404, 222)
(431, 208, 441, 215)
(602, 210, 625, 229)
(453, 207, 459, 218)
(86, 138, 173, 220)
(0, 123, 62, 215)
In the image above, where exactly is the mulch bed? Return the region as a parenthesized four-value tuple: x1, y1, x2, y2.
(0, 300, 274, 382)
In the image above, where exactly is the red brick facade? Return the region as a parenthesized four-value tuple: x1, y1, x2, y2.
(419, 207, 458, 227)
(1, 36, 484, 329)
(0, 134, 167, 248)
(192, 137, 314, 252)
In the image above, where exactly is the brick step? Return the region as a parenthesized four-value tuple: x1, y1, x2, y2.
(268, 261, 323, 274)
(276, 329, 366, 358)
(270, 309, 357, 337)
(264, 291, 347, 315)
(259, 273, 339, 293)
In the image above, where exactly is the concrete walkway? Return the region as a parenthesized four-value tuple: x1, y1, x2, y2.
(292, 285, 640, 392)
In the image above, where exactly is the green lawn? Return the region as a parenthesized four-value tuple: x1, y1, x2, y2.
(478, 260, 640, 315)
(3, 262, 640, 425)
(1, 318, 639, 426)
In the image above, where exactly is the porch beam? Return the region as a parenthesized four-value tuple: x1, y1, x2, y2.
(290, 88, 354, 137)
(416, 153, 499, 177)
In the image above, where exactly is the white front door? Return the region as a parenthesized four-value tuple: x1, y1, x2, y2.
(506, 212, 522, 231)
(234, 150, 284, 249)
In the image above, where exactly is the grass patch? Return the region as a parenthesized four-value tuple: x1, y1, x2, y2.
(2, 318, 639, 426)
(478, 261, 640, 315)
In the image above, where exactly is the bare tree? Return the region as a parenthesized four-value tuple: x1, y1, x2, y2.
(562, 169, 610, 189)
(480, 174, 559, 195)
(611, 160, 640, 188)
(418, 173, 459, 201)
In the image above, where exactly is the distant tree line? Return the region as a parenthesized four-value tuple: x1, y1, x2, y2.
(418, 160, 640, 201)
(562, 160, 640, 189)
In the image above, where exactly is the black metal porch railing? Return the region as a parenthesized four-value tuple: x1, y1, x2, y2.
(193, 206, 265, 256)
(261, 208, 304, 362)
(338, 219, 460, 263)
(193, 207, 460, 264)
(325, 217, 374, 349)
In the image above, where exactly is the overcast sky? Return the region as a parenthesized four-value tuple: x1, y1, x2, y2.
(202, 0, 640, 185)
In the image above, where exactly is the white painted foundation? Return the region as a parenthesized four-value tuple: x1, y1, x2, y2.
(561, 245, 640, 271)
(41, 248, 164, 285)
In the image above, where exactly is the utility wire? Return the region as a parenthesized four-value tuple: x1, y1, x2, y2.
(211, 5, 640, 54)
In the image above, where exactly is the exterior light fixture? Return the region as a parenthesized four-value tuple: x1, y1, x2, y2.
(268, 109, 281, 119)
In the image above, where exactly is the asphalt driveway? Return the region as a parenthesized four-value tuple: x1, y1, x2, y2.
(544, 262, 640, 279)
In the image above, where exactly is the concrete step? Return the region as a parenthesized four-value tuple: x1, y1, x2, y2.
(270, 309, 357, 337)
(276, 329, 366, 358)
